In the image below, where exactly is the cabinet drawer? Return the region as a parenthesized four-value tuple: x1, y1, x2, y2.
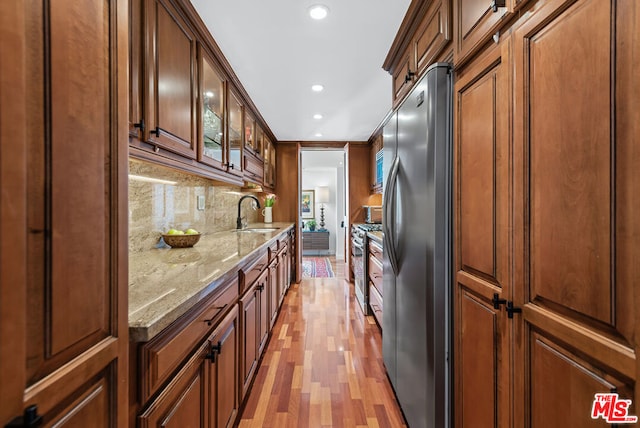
(369, 281, 383, 328)
(139, 278, 238, 402)
(368, 253, 383, 296)
(369, 240, 383, 263)
(268, 241, 280, 261)
(240, 251, 268, 294)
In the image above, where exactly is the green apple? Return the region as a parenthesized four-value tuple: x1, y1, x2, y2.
(167, 228, 184, 235)
(185, 228, 199, 235)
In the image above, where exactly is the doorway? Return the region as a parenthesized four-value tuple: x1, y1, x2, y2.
(300, 148, 348, 278)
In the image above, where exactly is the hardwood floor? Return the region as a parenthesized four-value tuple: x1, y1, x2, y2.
(238, 277, 406, 427)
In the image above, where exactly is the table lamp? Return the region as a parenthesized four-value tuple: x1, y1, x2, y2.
(315, 186, 330, 230)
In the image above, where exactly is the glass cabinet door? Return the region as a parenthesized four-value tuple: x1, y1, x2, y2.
(255, 125, 264, 158)
(227, 90, 243, 175)
(199, 50, 225, 169)
(244, 111, 255, 154)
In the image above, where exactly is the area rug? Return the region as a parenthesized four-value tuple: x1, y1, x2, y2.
(302, 257, 335, 278)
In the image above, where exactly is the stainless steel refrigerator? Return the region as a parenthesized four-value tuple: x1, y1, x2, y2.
(382, 63, 452, 428)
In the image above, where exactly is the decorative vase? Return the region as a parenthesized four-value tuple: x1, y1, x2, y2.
(262, 206, 273, 223)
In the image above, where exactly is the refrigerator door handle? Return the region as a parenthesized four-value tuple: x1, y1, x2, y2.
(383, 156, 400, 276)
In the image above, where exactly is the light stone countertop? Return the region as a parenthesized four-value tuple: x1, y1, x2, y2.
(367, 231, 383, 244)
(129, 222, 294, 342)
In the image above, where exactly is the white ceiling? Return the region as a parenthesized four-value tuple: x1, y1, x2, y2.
(190, 0, 411, 142)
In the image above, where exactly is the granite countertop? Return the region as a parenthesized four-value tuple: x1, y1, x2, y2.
(129, 222, 294, 342)
(367, 231, 383, 243)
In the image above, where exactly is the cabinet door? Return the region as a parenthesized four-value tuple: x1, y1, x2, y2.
(0, 1, 129, 425)
(240, 286, 259, 400)
(208, 306, 239, 428)
(255, 125, 264, 159)
(146, 0, 197, 158)
(513, 0, 639, 424)
(139, 342, 209, 428)
(226, 89, 244, 176)
(453, 38, 511, 427)
(199, 47, 226, 170)
(392, 44, 415, 103)
(130, 0, 143, 138)
(453, 0, 510, 65)
(257, 270, 270, 356)
(244, 111, 256, 155)
(268, 261, 279, 329)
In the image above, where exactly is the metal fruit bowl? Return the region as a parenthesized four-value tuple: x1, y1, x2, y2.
(162, 233, 201, 248)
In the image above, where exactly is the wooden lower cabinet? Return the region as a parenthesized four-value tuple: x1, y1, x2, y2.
(209, 307, 239, 428)
(268, 256, 280, 329)
(139, 343, 209, 427)
(240, 268, 269, 400)
(139, 306, 238, 428)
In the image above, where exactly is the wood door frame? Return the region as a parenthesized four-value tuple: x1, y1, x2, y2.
(297, 144, 350, 270)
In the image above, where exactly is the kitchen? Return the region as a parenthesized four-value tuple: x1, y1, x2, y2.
(1, 0, 638, 427)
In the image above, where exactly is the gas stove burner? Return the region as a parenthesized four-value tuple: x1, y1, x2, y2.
(357, 223, 383, 232)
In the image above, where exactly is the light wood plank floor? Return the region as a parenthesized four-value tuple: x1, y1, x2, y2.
(238, 277, 406, 427)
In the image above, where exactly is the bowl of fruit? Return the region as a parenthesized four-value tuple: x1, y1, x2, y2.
(162, 228, 201, 248)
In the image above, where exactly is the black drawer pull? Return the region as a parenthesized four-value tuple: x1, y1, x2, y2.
(204, 304, 228, 326)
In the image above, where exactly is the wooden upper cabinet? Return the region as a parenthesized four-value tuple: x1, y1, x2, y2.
(199, 46, 226, 170)
(227, 89, 244, 176)
(145, 0, 198, 158)
(453, 0, 511, 65)
(129, 0, 143, 139)
(392, 44, 416, 102)
(386, 0, 451, 104)
(256, 125, 265, 158)
(263, 138, 276, 189)
(244, 111, 255, 153)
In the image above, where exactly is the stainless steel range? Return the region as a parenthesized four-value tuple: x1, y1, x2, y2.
(351, 223, 382, 314)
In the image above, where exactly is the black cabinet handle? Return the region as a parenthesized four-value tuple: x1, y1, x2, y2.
(5, 405, 42, 427)
(133, 119, 145, 132)
(491, 293, 507, 310)
(150, 127, 160, 137)
(506, 301, 522, 319)
(205, 341, 222, 362)
(203, 304, 227, 326)
(404, 71, 415, 84)
(257, 283, 265, 292)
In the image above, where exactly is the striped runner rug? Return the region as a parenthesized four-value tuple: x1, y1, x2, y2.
(302, 257, 335, 278)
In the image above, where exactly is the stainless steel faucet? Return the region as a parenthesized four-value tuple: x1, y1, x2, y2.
(237, 195, 261, 229)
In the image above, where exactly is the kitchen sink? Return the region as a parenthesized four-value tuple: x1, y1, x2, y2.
(234, 227, 279, 233)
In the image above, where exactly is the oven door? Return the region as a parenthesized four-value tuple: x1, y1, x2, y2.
(351, 236, 367, 314)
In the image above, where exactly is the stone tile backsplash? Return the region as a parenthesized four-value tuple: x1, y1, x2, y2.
(129, 159, 262, 254)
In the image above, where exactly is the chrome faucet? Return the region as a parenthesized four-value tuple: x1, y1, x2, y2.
(237, 195, 261, 229)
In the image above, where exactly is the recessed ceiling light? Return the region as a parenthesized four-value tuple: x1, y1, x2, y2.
(309, 4, 329, 20)
(315, 133, 323, 137)
(311, 84, 324, 92)
(313, 114, 323, 120)
(205, 91, 214, 98)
